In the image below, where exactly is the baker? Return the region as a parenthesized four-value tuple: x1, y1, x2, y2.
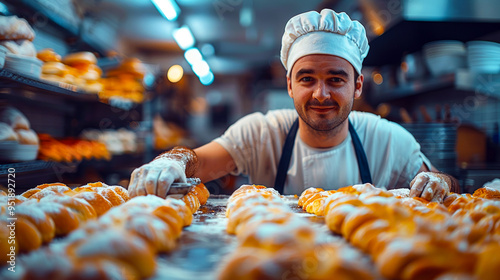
(128, 9, 459, 202)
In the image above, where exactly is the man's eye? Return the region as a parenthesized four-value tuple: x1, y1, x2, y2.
(300, 77, 313, 82)
(331, 77, 344, 83)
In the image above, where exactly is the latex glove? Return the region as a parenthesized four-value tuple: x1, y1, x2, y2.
(128, 158, 187, 198)
(409, 172, 450, 202)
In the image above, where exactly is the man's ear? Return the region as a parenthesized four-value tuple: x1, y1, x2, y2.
(287, 76, 293, 98)
(354, 74, 364, 99)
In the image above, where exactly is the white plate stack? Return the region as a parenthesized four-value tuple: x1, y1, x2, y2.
(466, 41, 500, 74)
(4, 54, 43, 78)
(423, 40, 467, 77)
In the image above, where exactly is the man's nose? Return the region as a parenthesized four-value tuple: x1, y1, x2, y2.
(312, 82, 329, 102)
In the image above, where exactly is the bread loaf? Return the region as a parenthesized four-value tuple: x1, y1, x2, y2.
(0, 106, 30, 130)
(0, 122, 18, 141)
(0, 16, 35, 41)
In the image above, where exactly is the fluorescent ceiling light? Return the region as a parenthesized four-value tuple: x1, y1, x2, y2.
(184, 48, 203, 65)
(173, 25, 195, 50)
(199, 72, 214, 86)
(151, 0, 180, 21)
(192, 60, 210, 77)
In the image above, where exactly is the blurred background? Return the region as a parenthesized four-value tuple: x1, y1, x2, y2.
(0, 0, 499, 193)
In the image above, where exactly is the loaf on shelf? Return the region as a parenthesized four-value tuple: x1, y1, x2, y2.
(37, 133, 111, 162)
(298, 184, 500, 280)
(0, 15, 36, 57)
(0, 106, 39, 161)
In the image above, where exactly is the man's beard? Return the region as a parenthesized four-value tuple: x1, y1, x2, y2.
(295, 96, 354, 132)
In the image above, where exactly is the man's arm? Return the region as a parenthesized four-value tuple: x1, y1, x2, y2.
(409, 163, 461, 202)
(128, 142, 236, 198)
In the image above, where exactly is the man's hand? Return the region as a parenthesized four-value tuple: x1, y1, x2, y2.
(409, 172, 451, 202)
(128, 158, 187, 198)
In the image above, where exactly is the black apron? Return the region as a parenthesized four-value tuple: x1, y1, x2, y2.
(273, 118, 372, 194)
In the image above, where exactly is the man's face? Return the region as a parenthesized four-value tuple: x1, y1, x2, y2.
(287, 54, 363, 132)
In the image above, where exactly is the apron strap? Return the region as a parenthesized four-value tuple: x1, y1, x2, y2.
(348, 119, 372, 184)
(274, 119, 299, 194)
(274, 118, 372, 194)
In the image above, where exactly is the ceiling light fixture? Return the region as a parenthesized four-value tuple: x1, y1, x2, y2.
(184, 48, 203, 65)
(167, 65, 184, 83)
(199, 72, 214, 86)
(192, 60, 210, 77)
(151, 0, 180, 21)
(173, 25, 195, 50)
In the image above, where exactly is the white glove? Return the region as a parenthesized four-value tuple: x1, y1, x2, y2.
(409, 172, 450, 202)
(128, 158, 187, 198)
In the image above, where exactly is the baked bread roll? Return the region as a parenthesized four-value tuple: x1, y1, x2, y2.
(473, 187, 500, 200)
(0, 40, 37, 57)
(0, 218, 16, 264)
(15, 129, 39, 145)
(40, 195, 97, 222)
(0, 122, 18, 141)
(62, 51, 97, 66)
(151, 205, 184, 238)
(15, 204, 56, 243)
(124, 213, 176, 253)
(0, 16, 35, 41)
(192, 183, 210, 205)
(71, 229, 156, 279)
(34, 201, 80, 236)
(181, 191, 201, 213)
(15, 217, 42, 253)
(72, 191, 113, 217)
(0, 106, 30, 130)
(37, 48, 62, 62)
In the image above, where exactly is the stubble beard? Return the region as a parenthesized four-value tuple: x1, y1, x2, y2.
(295, 96, 354, 134)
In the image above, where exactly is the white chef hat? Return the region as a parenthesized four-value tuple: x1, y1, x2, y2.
(280, 9, 369, 76)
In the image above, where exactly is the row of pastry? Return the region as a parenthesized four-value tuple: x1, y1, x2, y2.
(218, 184, 379, 280)
(14, 195, 192, 279)
(0, 182, 129, 258)
(0, 180, 210, 279)
(298, 184, 500, 280)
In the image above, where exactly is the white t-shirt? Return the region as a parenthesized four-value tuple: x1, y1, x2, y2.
(214, 109, 430, 195)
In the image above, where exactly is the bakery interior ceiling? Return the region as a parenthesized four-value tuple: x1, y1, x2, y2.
(81, 0, 332, 74)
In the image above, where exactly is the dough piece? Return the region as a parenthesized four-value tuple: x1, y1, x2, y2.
(15, 204, 56, 244)
(0, 106, 30, 129)
(72, 229, 156, 279)
(37, 48, 62, 62)
(0, 122, 18, 141)
(15, 128, 39, 145)
(15, 217, 42, 253)
(72, 191, 113, 216)
(0, 40, 37, 56)
(35, 201, 80, 236)
(0, 16, 35, 41)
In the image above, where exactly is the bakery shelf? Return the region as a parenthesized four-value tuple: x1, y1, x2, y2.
(0, 68, 98, 102)
(0, 160, 54, 176)
(0, 69, 142, 112)
(364, 20, 500, 67)
(3, 0, 107, 56)
(370, 70, 500, 104)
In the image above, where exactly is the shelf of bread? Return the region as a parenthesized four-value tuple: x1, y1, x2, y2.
(0, 180, 211, 279)
(0, 15, 146, 108)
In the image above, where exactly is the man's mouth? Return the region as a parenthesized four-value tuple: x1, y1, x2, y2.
(309, 106, 337, 113)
